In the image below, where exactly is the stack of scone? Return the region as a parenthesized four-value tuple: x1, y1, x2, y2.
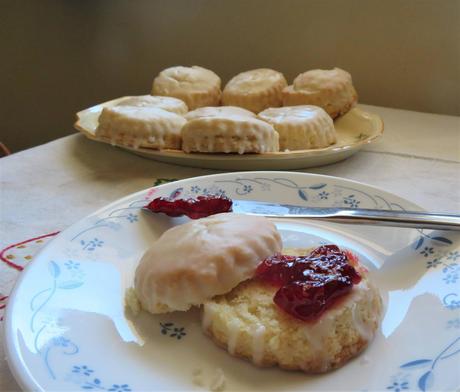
(95, 65, 358, 153)
(131, 213, 382, 373)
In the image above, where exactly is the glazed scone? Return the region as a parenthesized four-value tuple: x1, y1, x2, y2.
(283, 68, 357, 119)
(185, 106, 256, 120)
(202, 273, 382, 373)
(116, 95, 188, 115)
(134, 213, 282, 314)
(95, 106, 186, 149)
(222, 69, 287, 113)
(182, 114, 279, 154)
(152, 66, 221, 110)
(258, 105, 336, 151)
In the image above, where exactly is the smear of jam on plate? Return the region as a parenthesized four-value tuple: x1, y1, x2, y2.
(255, 245, 362, 321)
(145, 195, 232, 219)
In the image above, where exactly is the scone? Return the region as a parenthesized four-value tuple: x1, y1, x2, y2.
(134, 213, 282, 313)
(258, 105, 337, 151)
(202, 246, 382, 373)
(283, 68, 357, 119)
(95, 106, 186, 149)
(222, 69, 287, 113)
(152, 66, 221, 110)
(182, 114, 279, 154)
(116, 95, 188, 115)
(185, 106, 256, 120)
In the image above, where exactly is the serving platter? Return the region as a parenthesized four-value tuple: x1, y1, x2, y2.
(74, 98, 383, 170)
(5, 172, 459, 391)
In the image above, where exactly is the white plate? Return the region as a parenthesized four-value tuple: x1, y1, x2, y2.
(5, 172, 460, 391)
(74, 98, 383, 170)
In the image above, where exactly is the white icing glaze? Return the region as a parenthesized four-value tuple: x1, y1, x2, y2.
(258, 105, 336, 151)
(135, 213, 282, 313)
(116, 95, 188, 114)
(227, 319, 240, 355)
(153, 65, 221, 95)
(185, 106, 256, 120)
(251, 324, 266, 365)
(96, 106, 185, 149)
(293, 68, 352, 93)
(181, 115, 279, 154)
(224, 68, 286, 94)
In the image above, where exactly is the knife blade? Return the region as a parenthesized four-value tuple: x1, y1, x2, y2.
(231, 199, 460, 231)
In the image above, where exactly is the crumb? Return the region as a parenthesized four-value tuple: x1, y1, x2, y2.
(209, 368, 226, 392)
(125, 287, 140, 315)
(192, 368, 205, 387)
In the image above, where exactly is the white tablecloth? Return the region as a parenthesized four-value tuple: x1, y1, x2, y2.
(1, 104, 459, 391)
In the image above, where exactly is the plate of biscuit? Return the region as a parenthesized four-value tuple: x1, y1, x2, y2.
(75, 66, 383, 170)
(5, 172, 459, 391)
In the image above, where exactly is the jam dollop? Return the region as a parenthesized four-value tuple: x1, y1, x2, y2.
(145, 195, 232, 219)
(255, 245, 362, 321)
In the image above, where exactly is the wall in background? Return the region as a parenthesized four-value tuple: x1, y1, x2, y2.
(1, 0, 459, 153)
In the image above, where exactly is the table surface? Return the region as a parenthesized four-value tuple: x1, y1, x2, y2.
(1, 104, 459, 391)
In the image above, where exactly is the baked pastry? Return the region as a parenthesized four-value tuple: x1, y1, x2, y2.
(181, 114, 279, 154)
(95, 106, 186, 149)
(152, 66, 221, 110)
(258, 105, 336, 151)
(116, 95, 188, 115)
(282, 68, 357, 119)
(202, 246, 382, 373)
(185, 106, 256, 120)
(222, 68, 287, 113)
(134, 213, 282, 313)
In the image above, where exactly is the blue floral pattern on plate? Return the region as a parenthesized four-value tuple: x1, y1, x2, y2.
(6, 173, 460, 391)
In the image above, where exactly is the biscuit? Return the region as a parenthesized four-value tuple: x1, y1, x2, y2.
(283, 68, 357, 119)
(222, 68, 287, 113)
(152, 66, 221, 110)
(95, 106, 186, 149)
(185, 106, 256, 120)
(182, 114, 279, 154)
(116, 95, 188, 115)
(134, 213, 282, 314)
(202, 275, 382, 373)
(258, 105, 336, 150)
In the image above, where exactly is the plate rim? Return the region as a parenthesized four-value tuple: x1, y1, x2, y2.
(3, 171, 424, 391)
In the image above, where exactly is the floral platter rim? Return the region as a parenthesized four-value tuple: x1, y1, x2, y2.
(4, 171, 459, 392)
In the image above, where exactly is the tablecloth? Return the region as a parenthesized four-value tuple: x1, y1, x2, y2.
(0, 104, 459, 391)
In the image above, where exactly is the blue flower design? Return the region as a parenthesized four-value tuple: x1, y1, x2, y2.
(242, 184, 253, 194)
(52, 336, 71, 347)
(73, 365, 93, 376)
(386, 381, 409, 391)
(191, 185, 201, 193)
(64, 261, 80, 270)
(126, 213, 138, 223)
(343, 195, 360, 208)
(170, 327, 186, 340)
(420, 247, 434, 257)
(447, 251, 460, 261)
(159, 322, 186, 339)
(426, 258, 441, 269)
(108, 384, 131, 392)
(318, 191, 329, 200)
(443, 273, 458, 284)
(447, 319, 460, 329)
(81, 238, 104, 251)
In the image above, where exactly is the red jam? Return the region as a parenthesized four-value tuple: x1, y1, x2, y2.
(145, 195, 232, 219)
(255, 245, 362, 321)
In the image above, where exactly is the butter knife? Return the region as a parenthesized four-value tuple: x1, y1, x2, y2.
(231, 200, 460, 231)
